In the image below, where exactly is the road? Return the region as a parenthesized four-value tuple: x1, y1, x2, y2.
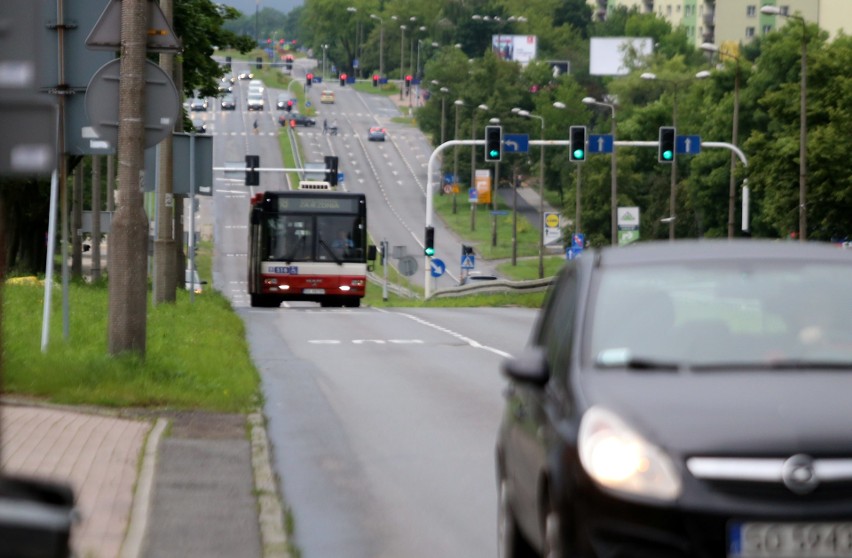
(196, 59, 538, 557)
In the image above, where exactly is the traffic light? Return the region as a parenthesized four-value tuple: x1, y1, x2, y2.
(245, 155, 260, 186)
(424, 226, 435, 256)
(255, 57, 263, 70)
(286, 100, 293, 112)
(306, 73, 313, 87)
(324, 155, 339, 186)
(372, 75, 379, 87)
(340, 73, 347, 87)
(658, 126, 676, 163)
(569, 126, 587, 162)
(484, 125, 503, 163)
(404, 75, 412, 89)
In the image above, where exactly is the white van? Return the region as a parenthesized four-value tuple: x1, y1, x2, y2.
(247, 92, 264, 111)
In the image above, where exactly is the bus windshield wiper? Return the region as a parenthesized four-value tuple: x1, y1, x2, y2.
(283, 235, 306, 263)
(318, 238, 343, 265)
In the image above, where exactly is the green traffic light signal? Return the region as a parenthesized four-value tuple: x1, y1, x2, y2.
(569, 126, 587, 163)
(424, 246, 435, 256)
(661, 150, 673, 161)
(572, 148, 585, 160)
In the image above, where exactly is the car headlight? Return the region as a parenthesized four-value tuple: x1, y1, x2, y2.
(578, 406, 681, 501)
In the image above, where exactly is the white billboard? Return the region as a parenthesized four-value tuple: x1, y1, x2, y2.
(491, 35, 538, 65)
(589, 37, 654, 76)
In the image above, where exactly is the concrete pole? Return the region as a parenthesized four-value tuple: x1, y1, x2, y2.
(108, 0, 150, 355)
(72, 161, 84, 278)
(92, 155, 102, 281)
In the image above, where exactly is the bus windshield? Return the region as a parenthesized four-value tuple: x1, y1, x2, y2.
(264, 214, 364, 263)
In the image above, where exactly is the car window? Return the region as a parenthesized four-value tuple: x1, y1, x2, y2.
(533, 263, 578, 384)
(587, 261, 852, 367)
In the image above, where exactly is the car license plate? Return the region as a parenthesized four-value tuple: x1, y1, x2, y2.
(729, 522, 852, 557)
(303, 288, 325, 295)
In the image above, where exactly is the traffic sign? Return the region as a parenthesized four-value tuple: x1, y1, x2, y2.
(430, 258, 446, 278)
(503, 133, 529, 153)
(461, 254, 475, 269)
(676, 135, 701, 155)
(588, 134, 613, 154)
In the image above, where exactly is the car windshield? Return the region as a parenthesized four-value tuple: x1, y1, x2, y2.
(587, 260, 852, 369)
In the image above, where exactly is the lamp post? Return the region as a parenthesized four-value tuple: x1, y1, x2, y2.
(453, 99, 464, 214)
(701, 42, 741, 239)
(761, 5, 808, 241)
(582, 96, 618, 246)
(641, 71, 710, 240)
(370, 14, 384, 79)
(346, 7, 358, 76)
(470, 104, 489, 231)
(398, 24, 406, 100)
(321, 43, 329, 81)
(515, 108, 547, 278)
(432, 84, 449, 144)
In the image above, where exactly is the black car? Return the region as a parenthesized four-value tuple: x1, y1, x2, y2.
(220, 94, 236, 110)
(278, 112, 316, 127)
(276, 93, 295, 110)
(496, 240, 852, 558)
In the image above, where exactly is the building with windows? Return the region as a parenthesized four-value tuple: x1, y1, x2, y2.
(588, 1, 852, 46)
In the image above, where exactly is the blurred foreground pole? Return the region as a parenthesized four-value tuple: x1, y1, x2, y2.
(108, 0, 149, 355)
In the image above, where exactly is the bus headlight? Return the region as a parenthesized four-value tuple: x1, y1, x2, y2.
(339, 285, 351, 292)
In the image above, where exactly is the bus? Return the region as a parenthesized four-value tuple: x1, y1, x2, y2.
(248, 190, 376, 308)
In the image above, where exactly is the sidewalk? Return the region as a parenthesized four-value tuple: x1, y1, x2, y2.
(1, 401, 287, 558)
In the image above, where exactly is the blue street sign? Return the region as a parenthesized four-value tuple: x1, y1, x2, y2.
(676, 135, 701, 155)
(571, 233, 585, 250)
(461, 254, 475, 269)
(337, 172, 344, 183)
(430, 258, 446, 277)
(588, 134, 614, 154)
(469, 187, 478, 203)
(503, 134, 529, 153)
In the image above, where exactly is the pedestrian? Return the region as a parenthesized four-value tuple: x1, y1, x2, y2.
(323, 118, 328, 134)
(253, 119, 258, 134)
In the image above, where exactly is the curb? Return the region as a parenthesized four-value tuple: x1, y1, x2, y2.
(249, 412, 290, 558)
(121, 418, 168, 558)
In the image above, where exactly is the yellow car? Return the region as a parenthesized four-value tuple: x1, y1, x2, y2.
(320, 90, 335, 104)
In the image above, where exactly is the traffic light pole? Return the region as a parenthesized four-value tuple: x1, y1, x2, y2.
(423, 139, 748, 298)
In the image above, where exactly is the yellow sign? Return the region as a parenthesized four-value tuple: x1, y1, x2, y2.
(474, 170, 491, 205)
(545, 213, 559, 228)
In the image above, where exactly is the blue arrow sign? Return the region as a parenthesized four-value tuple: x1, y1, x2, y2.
(588, 134, 613, 154)
(503, 134, 529, 153)
(676, 135, 701, 155)
(430, 258, 446, 277)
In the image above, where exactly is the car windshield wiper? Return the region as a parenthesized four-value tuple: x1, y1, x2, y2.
(690, 359, 852, 371)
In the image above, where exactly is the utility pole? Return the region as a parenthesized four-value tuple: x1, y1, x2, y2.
(154, 0, 176, 304)
(109, 0, 149, 355)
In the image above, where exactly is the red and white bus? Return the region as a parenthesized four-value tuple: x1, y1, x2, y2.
(248, 190, 376, 308)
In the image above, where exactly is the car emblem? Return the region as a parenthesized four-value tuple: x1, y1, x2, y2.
(781, 454, 819, 494)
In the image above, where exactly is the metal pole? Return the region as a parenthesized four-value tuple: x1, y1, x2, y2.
(470, 113, 477, 231)
(491, 162, 499, 247)
(399, 26, 405, 100)
(538, 120, 545, 277)
(798, 22, 808, 241)
(575, 164, 582, 234)
(452, 102, 461, 214)
(728, 63, 740, 239)
(512, 166, 517, 266)
(609, 106, 617, 246)
(669, 90, 678, 240)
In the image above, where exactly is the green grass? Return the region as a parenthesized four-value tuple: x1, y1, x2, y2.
(2, 245, 260, 411)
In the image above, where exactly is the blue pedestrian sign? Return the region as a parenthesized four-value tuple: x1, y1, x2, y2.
(588, 134, 613, 154)
(461, 254, 475, 269)
(676, 135, 701, 155)
(503, 134, 529, 153)
(430, 258, 446, 277)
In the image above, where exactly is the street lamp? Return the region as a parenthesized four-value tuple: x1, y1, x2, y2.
(514, 108, 547, 277)
(347, 7, 358, 76)
(321, 43, 329, 81)
(701, 42, 742, 239)
(453, 99, 464, 214)
(583, 96, 618, 246)
(761, 5, 808, 241)
(398, 23, 406, 100)
(432, 83, 449, 145)
(370, 14, 384, 79)
(641, 71, 710, 240)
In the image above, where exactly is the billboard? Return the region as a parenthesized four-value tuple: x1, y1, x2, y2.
(491, 35, 537, 65)
(589, 37, 654, 76)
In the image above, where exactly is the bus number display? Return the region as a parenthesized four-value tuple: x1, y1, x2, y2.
(269, 266, 299, 274)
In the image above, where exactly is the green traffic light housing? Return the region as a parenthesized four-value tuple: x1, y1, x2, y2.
(569, 126, 587, 163)
(424, 226, 435, 256)
(484, 125, 503, 163)
(658, 126, 676, 163)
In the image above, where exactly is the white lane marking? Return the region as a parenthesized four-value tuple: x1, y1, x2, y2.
(381, 309, 512, 358)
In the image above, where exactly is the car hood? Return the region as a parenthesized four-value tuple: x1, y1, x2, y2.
(580, 369, 852, 456)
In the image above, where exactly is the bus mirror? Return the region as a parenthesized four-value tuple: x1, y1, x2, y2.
(367, 245, 378, 261)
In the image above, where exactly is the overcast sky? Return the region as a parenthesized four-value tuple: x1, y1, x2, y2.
(221, 0, 301, 17)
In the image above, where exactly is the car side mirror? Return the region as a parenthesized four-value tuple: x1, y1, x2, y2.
(502, 347, 550, 387)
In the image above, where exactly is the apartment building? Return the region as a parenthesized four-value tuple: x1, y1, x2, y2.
(588, 0, 852, 47)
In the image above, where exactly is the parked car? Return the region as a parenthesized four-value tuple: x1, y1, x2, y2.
(320, 89, 335, 104)
(496, 239, 852, 558)
(367, 127, 386, 141)
(279, 112, 316, 127)
(189, 97, 207, 111)
(191, 118, 206, 134)
(220, 94, 236, 110)
(276, 93, 295, 110)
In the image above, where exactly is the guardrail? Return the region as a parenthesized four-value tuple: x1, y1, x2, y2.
(428, 277, 555, 300)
